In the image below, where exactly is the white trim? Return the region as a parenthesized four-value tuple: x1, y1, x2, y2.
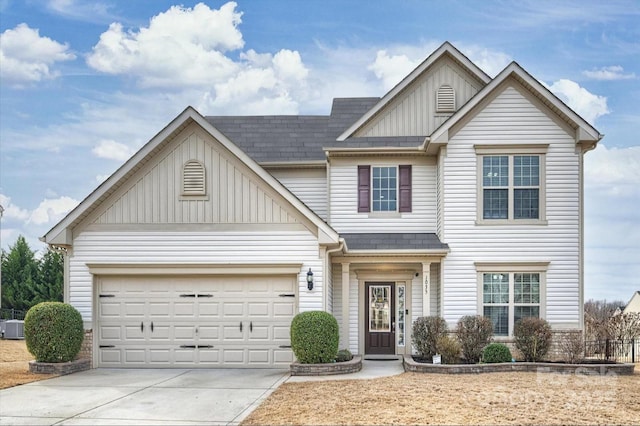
(86, 263, 304, 276)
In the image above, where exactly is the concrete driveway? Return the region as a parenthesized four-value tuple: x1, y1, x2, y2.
(0, 368, 289, 425)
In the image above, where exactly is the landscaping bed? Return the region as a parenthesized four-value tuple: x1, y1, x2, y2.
(0, 339, 56, 389)
(291, 355, 362, 375)
(404, 355, 635, 375)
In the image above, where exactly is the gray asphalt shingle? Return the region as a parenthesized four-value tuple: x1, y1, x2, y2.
(342, 233, 449, 251)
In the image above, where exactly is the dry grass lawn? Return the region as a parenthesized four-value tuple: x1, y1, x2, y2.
(243, 366, 640, 425)
(0, 339, 56, 389)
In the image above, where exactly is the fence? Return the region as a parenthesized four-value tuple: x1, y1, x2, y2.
(0, 308, 26, 320)
(584, 339, 638, 363)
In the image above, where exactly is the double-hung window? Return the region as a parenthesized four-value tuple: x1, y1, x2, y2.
(476, 263, 547, 337)
(358, 165, 412, 213)
(476, 146, 547, 224)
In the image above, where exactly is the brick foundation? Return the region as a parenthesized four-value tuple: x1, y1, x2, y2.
(78, 329, 93, 365)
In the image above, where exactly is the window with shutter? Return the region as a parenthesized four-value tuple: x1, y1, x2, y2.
(182, 160, 206, 196)
(399, 165, 412, 212)
(358, 165, 412, 213)
(436, 85, 456, 112)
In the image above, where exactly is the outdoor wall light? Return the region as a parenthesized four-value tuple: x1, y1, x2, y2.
(306, 268, 314, 291)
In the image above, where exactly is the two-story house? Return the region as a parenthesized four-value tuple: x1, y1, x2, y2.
(43, 42, 601, 368)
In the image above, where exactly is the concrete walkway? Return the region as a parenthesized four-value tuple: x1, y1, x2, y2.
(0, 368, 289, 425)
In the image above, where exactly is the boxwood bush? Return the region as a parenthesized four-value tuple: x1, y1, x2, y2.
(456, 315, 493, 364)
(24, 302, 84, 363)
(290, 311, 339, 364)
(335, 349, 353, 363)
(412, 316, 448, 360)
(514, 317, 552, 362)
(482, 343, 512, 363)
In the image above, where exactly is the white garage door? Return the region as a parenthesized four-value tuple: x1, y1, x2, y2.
(96, 275, 296, 368)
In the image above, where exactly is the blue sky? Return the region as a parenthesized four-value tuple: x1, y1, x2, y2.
(0, 0, 638, 302)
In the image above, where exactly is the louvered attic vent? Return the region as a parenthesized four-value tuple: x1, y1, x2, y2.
(436, 85, 456, 112)
(182, 160, 206, 195)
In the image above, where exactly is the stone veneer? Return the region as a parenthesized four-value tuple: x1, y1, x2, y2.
(78, 329, 93, 366)
(29, 358, 91, 375)
(290, 355, 362, 375)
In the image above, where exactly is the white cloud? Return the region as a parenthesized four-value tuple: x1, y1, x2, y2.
(368, 50, 422, 91)
(547, 79, 609, 124)
(0, 194, 30, 221)
(92, 139, 136, 162)
(0, 23, 75, 85)
(458, 44, 511, 78)
(27, 196, 78, 225)
(583, 65, 636, 81)
(585, 144, 640, 196)
(46, 0, 119, 24)
(86, 2, 244, 88)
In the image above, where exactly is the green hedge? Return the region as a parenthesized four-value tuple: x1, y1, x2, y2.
(24, 302, 84, 363)
(290, 311, 339, 364)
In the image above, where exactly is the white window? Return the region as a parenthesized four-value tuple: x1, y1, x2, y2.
(476, 262, 547, 337)
(476, 145, 547, 224)
(372, 166, 397, 212)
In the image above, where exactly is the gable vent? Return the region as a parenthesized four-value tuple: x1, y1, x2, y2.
(436, 85, 456, 112)
(182, 160, 206, 195)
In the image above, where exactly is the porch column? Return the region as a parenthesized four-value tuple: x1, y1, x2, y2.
(422, 262, 431, 317)
(341, 262, 350, 350)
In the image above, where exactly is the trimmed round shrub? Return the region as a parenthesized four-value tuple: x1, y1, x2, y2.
(514, 317, 552, 362)
(482, 343, 512, 363)
(456, 315, 493, 364)
(24, 302, 84, 363)
(335, 349, 353, 363)
(412, 316, 448, 360)
(290, 311, 339, 364)
(436, 335, 461, 364)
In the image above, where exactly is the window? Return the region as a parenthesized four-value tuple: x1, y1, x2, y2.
(477, 263, 546, 337)
(476, 146, 547, 224)
(358, 165, 411, 213)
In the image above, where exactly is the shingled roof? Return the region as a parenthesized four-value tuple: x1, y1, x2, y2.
(205, 97, 381, 163)
(342, 233, 449, 251)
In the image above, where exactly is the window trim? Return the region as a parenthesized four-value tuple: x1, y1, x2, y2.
(475, 145, 548, 225)
(475, 262, 548, 337)
(357, 164, 412, 214)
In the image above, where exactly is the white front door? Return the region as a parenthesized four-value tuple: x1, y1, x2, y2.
(96, 275, 296, 368)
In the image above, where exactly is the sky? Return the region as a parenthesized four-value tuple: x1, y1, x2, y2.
(0, 0, 638, 303)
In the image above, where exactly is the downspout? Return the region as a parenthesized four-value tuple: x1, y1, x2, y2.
(323, 238, 345, 313)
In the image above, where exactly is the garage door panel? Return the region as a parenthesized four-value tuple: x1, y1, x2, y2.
(97, 274, 296, 368)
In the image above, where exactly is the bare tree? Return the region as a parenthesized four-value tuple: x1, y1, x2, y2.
(583, 299, 625, 341)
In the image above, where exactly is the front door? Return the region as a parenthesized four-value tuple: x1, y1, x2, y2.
(365, 283, 395, 355)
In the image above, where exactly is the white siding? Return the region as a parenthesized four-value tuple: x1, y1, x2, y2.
(355, 58, 482, 137)
(269, 168, 327, 220)
(441, 84, 582, 327)
(92, 124, 299, 226)
(70, 230, 324, 322)
(329, 157, 437, 233)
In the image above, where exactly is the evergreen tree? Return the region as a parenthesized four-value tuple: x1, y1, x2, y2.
(36, 248, 64, 303)
(1, 236, 39, 311)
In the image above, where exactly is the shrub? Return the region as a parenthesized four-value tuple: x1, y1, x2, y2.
(24, 302, 84, 363)
(514, 317, 552, 362)
(290, 311, 339, 364)
(482, 343, 512, 363)
(412, 316, 448, 360)
(436, 335, 461, 364)
(456, 315, 493, 363)
(559, 332, 585, 364)
(335, 349, 353, 363)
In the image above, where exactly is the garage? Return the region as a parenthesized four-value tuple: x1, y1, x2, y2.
(96, 275, 296, 368)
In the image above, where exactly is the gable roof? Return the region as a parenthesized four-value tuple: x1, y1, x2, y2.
(427, 61, 603, 153)
(207, 97, 379, 164)
(337, 42, 491, 141)
(42, 107, 340, 246)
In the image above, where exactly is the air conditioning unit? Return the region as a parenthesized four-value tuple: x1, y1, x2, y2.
(4, 320, 25, 339)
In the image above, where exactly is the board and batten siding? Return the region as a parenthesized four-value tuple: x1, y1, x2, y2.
(268, 168, 327, 220)
(355, 58, 483, 137)
(92, 124, 299, 226)
(69, 230, 324, 323)
(441, 83, 582, 327)
(329, 157, 437, 234)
